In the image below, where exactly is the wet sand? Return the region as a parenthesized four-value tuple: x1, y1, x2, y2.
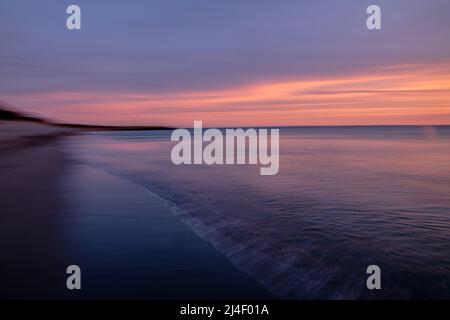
(0, 133, 272, 299)
(0, 137, 68, 298)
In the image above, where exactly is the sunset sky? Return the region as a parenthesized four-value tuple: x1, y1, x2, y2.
(1, 0, 450, 127)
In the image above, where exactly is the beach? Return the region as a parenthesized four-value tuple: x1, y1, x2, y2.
(0, 122, 272, 299)
(0, 134, 68, 298)
(2, 122, 450, 299)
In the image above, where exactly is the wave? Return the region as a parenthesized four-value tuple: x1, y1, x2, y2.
(77, 160, 360, 299)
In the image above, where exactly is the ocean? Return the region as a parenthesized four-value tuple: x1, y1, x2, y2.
(65, 126, 450, 299)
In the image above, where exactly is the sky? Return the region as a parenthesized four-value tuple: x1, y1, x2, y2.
(1, 0, 450, 127)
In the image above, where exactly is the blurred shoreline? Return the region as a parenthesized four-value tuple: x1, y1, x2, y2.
(0, 120, 272, 299)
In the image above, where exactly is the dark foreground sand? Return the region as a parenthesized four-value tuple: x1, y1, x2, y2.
(0, 134, 272, 299)
(0, 137, 68, 298)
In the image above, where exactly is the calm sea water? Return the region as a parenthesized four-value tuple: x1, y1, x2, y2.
(66, 126, 450, 299)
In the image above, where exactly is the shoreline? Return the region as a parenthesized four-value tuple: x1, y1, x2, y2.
(0, 133, 273, 299)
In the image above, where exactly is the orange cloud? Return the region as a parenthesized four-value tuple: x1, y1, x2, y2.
(5, 63, 450, 127)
